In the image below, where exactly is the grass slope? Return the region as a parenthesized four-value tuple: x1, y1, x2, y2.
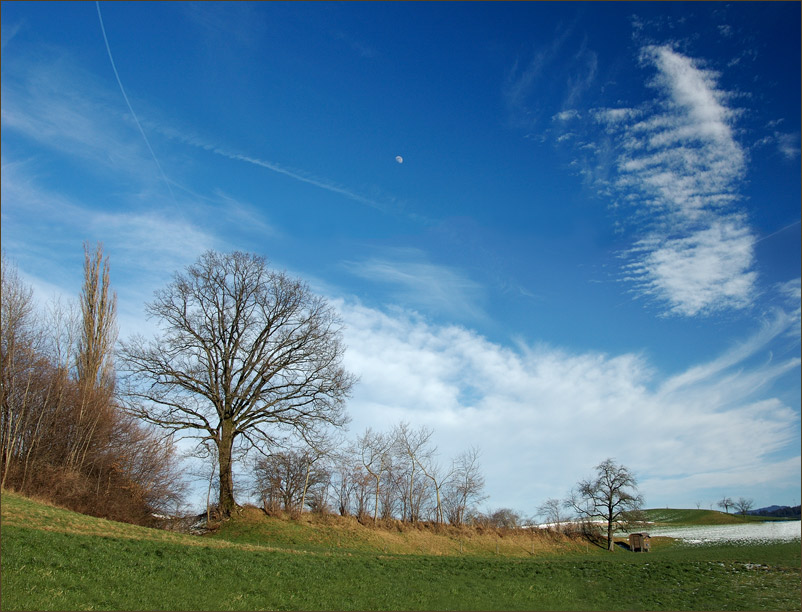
(643, 508, 784, 526)
(211, 506, 585, 557)
(2, 491, 800, 611)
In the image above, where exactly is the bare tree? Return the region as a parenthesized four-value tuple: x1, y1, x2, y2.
(419, 458, 452, 524)
(119, 251, 355, 517)
(2, 250, 183, 524)
(330, 451, 358, 516)
(537, 498, 568, 530)
(1, 252, 41, 488)
(76, 242, 117, 392)
(735, 497, 754, 515)
(358, 428, 394, 522)
(717, 496, 734, 514)
(393, 422, 434, 523)
(253, 448, 329, 514)
(443, 447, 486, 525)
(68, 243, 118, 473)
(185, 440, 219, 522)
(567, 458, 644, 551)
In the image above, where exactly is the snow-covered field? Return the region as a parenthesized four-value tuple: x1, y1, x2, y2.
(645, 521, 801, 545)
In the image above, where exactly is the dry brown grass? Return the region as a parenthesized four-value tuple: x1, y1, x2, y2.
(214, 504, 586, 557)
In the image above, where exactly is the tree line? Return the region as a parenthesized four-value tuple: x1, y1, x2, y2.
(249, 424, 486, 525)
(1, 246, 183, 525)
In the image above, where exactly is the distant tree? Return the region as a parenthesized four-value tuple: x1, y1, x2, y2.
(416, 446, 453, 525)
(393, 422, 434, 523)
(490, 507, 521, 529)
(253, 448, 329, 514)
(119, 251, 355, 518)
(1, 251, 41, 489)
(75, 242, 117, 392)
(358, 428, 394, 522)
(717, 497, 734, 514)
(537, 498, 568, 530)
(443, 447, 486, 525)
(329, 448, 365, 517)
(68, 242, 118, 473)
(567, 458, 644, 551)
(735, 497, 754, 515)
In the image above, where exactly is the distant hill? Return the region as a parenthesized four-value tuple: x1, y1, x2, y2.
(641, 508, 771, 525)
(747, 505, 801, 519)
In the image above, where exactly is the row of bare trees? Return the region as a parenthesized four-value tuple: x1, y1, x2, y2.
(717, 496, 754, 515)
(249, 423, 487, 525)
(1, 247, 184, 524)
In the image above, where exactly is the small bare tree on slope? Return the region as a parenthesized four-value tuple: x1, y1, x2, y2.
(567, 458, 644, 551)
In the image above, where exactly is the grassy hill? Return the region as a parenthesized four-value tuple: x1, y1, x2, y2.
(642, 508, 782, 526)
(2, 490, 800, 611)
(210, 505, 586, 557)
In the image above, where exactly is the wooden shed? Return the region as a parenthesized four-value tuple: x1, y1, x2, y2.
(628, 532, 651, 552)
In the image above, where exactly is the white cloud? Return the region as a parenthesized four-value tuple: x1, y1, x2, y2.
(776, 132, 801, 160)
(343, 251, 485, 321)
(590, 45, 757, 317)
(334, 299, 800, 511)
(553, 109, 581, 122)
(625, 217, 757, 316)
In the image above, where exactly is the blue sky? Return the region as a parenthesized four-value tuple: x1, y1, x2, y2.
(2, 1, 800, 514)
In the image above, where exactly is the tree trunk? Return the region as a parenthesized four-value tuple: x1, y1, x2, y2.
(300, 459, 311, 514)
(217, 421, 237, 517)
(607, 513, 614, 551)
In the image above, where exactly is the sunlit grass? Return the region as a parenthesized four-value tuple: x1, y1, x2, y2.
(2, 491, 800, 611)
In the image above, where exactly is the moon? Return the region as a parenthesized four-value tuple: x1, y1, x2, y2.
(395, 155, 404, 164)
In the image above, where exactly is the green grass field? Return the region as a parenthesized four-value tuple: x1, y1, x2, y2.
(642, 508, 786, 526)
(2, 491, 800, 611)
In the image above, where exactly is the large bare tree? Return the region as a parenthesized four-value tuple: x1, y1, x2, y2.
(119, 251, 355, 517)
(567, 458, 644, 551)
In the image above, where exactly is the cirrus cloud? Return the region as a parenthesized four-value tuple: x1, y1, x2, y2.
(591, 45, 757, 317)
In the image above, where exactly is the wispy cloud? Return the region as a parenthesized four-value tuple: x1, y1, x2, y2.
(95, 1, 175, 201)
(591, 45, 757, 317)
(1, 50, 165, 188)
(1, 20, 23, 49)
(332, 29, 376, 59)
(214, 148, 386, 211)
(756, 129, 801, 161)
(1, 158, 215, 273)
(336, 299, 800, 509)
(343, 250, 485, 321)
(182, 2, 265, 51)
(624, 217, 757, 316)
(152, 121, 417, 218)
(503, 24, 595, 132)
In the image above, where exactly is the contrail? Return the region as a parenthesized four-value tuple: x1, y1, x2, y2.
(96, 1, 175, 200)
(755, 220, 801, 244)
